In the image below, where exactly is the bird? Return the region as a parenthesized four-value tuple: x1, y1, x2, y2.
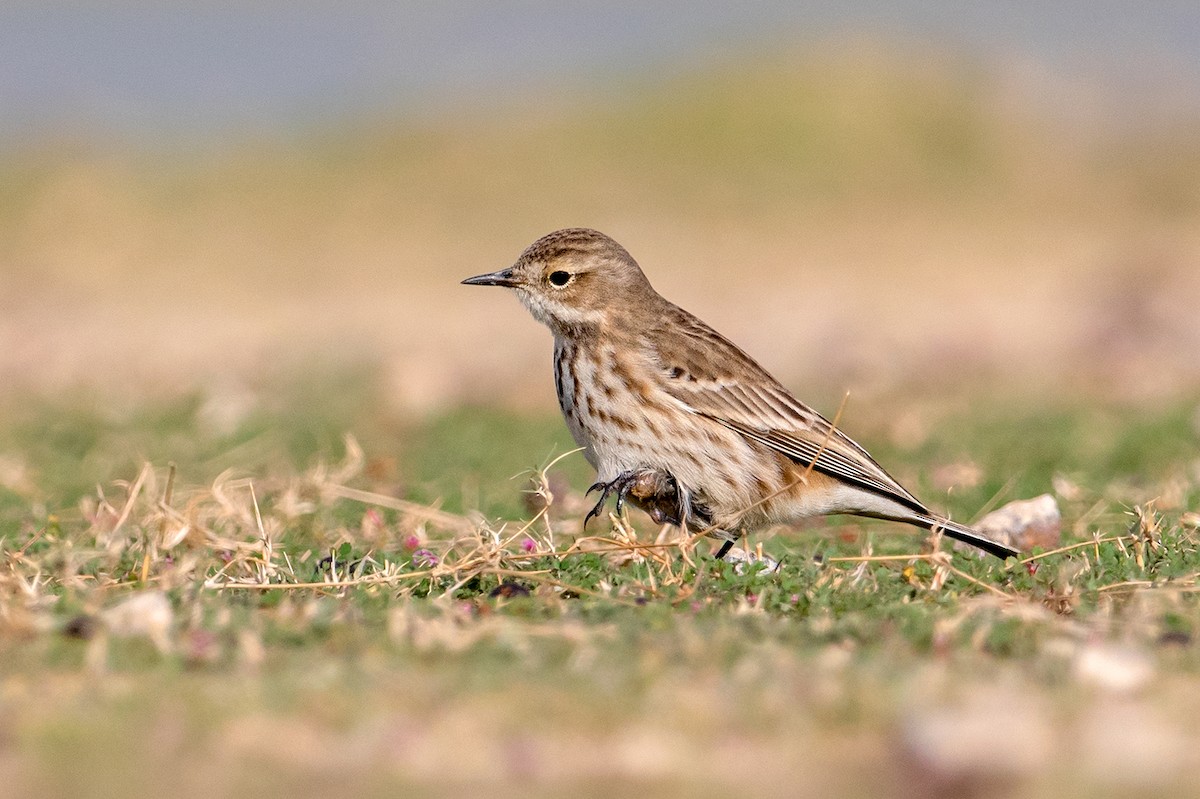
(462, 228, 1018, 561)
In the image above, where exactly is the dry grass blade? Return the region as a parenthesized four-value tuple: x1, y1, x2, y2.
(825, 553, 942, 564)
(324, 484, 476, 534)
(1017, 535, 1131, 565)
(110, 463, 152, 538)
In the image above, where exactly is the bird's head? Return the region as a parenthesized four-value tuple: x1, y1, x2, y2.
(462, 228, 654, 335)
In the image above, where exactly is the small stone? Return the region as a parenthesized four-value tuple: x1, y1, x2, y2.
(489, 581, 531, 599)
(1157, 630, 1191, 647)
(722, 546, 781, 575)
(62, 614, 98, 640)
(1074, 644, 1154, 693)
(101, 591, 174, 654)
(966, 494, 1062, 553)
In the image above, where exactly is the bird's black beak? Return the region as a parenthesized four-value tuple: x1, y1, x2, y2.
(461, 267, 520, 287)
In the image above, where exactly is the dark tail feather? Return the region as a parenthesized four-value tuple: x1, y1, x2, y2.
(914, 514, 1019, 560)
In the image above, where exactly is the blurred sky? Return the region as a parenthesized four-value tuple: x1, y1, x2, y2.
(3, 1, 1199, 145)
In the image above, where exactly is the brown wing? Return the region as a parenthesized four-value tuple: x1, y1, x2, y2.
(647, 304, 929, 515)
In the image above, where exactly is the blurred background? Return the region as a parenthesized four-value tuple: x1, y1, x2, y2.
(2, 1, 1198, 417)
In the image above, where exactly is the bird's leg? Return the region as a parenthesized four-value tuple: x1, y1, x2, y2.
(611, 473, 640, 516)
(713, 538, 735, 560)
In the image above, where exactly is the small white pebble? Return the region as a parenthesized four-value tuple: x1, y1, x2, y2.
(1074, 644, 1154, 693)
(101, 591, 174, 654)
(722, 546, 781, 574)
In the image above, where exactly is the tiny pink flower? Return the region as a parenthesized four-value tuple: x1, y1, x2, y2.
(412, 549, 438, 568)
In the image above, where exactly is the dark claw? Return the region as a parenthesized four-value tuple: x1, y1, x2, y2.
(584, 481, 614, 529)
(584, 473, 639, 529)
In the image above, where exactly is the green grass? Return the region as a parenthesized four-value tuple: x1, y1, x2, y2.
(1, 373, 1199, 797)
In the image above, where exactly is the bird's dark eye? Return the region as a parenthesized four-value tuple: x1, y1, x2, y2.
(548, 270, 571, 287)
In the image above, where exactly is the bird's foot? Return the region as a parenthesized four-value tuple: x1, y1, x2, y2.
(584, 472, 642, 529)
(584, 469, 693, 529)
(584, 469, 715, 534)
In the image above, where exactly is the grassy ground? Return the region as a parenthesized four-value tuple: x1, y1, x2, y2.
(1, 371, 1199, 797)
